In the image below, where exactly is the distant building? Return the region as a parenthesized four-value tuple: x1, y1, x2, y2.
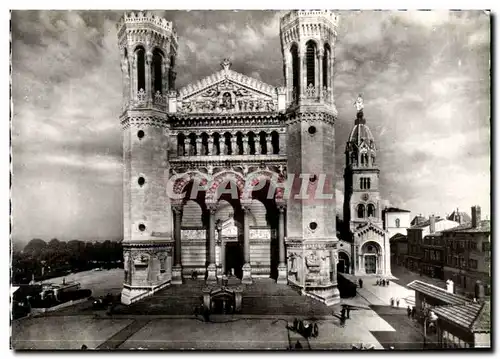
(442, 206, 491, 296)
(447, 208, 472, 225)
(405, 215, 459, 273)
(411, 214, 427, 226)
(389, 233, 408, 266)
(383, 207, 411, 240)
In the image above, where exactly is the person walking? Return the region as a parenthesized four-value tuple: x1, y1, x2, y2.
(396, 298, 400, 307)
(359, 278, 363, 288)
(346, 306, 351, 319)
(407, 306, 412, 318)
(376, 279, 379, 286)
(411, 306, 416, 319)
(390, 297, 394, 307)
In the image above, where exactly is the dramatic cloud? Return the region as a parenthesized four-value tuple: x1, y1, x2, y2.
(11, 10, 490, 244)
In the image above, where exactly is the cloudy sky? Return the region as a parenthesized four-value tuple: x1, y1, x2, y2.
(11, 10, 490, 244)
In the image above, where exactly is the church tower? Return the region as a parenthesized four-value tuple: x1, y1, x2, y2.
(343, 96, 382, 231)
(280, 10, 340, 305)
(343, 97, 390, 276)
(117, 12, 178, 304)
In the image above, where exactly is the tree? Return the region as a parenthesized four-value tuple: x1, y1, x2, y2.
(23, 238, 47, 256)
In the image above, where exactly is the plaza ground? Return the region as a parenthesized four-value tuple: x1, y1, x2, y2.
(12, 263, 434, 350)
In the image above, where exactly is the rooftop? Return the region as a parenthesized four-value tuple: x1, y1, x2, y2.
(440, 220, 490, 234)
(410, 215, 427, 226)
(409, 217, 444, 229)
(407, 280, 470, 306)
(447, 210, 472, 224)
(433, 301, 490, 333)
(384, 207, 411, 213)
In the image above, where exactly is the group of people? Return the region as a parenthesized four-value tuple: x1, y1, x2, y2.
(390, 297, 401, 307)
(376, 278, 390, 286)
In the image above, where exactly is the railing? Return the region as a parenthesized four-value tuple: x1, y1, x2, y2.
(305, 84, 316, 98)
(136, 88, 146, 104)
(153, 91, 166, 110)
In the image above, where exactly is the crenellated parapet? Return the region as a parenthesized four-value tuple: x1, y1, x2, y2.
(280, 10, 338, 53)
(117, 11, 178, 52)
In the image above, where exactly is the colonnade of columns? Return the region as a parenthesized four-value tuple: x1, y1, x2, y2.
(285, 44, 334, 103)
(177, 130, 281, 157)
(170, 202, 287, 285)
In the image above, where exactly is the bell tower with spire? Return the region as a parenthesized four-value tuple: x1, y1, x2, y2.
(117, 11, 179, 304)
(279, 10, 340, 305)
(343, 95, 383, 232)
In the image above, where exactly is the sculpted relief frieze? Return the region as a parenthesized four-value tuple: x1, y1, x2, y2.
(178, 78, 277, 114)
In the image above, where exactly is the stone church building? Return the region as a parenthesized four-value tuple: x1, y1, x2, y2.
(337, 98, 392, 278)
(116, 10, 390, 306)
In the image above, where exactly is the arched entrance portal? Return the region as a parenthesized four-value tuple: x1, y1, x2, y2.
(361, 241, 381, 275)
(337, 251, 350, 274)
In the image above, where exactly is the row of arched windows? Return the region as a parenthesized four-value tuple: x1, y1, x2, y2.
(360, 178, 371, 190)
(289, 41, 331, 101)
(177, 131, 280, 156)
(129, 46, 175, 95)
(357, 204, 376, 219)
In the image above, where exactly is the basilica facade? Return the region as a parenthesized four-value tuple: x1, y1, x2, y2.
(117, 10, 342, 305)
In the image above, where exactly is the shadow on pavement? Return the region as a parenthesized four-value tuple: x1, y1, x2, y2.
(369, 305, 438, 350)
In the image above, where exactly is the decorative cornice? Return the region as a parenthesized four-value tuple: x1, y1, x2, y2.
(285, 111, 336, 126)
(170, 113, 285, 128)
(122, 240, 173, 248)
(169, 156, 287, 170)
(353, 222, 387, 237)
(121, 115, 169, 129)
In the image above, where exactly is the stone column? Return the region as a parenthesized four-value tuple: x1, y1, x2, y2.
(172, 206, 183, 284)
(277, 203, 287, 284)
(120, 50, 130, 109)
(220, 240, 226, 275)
(128, 52, 136, 103)
(243, 136, 250, 155)
(208, 134, 214, 155)
(145, 51, 153, 105)
(162, 57, 170, 98)
(318, 50, 323, 100)
(266, 134, 273, 155)
(220, 137, 226, 155)
(299, 49, 305, 99)
(241, 204, 252, 284)
(196, 136, 203, 156)
(186, 140, 192, 157)
(284, 52, 292, 103)
(206, 203, 217, 283)
(352, 245, 357, 274)
(231, 136, 238, 155)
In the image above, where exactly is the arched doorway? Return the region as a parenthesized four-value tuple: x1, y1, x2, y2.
(361, 241, 381, 275)
(337, 251, 350, 274)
